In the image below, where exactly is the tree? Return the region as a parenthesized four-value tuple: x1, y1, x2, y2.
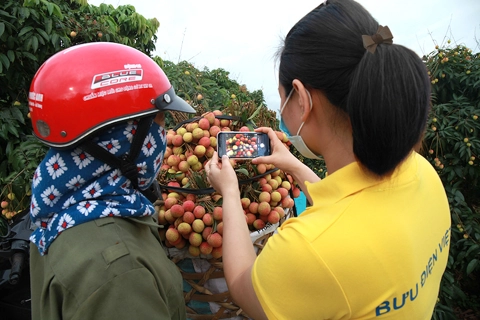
(0, 0, 267, 225)
(421, 43, 480, 319)
(0, 0, 159, 222)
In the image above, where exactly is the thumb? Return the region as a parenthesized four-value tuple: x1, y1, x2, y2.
(252, 155, 272, 165)
(220, 155, 232, 169)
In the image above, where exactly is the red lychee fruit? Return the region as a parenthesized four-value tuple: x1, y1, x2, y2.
(202, 213, 214, 226)
(267, 210, 280, 224)
(207, 233, 223, 248)
(177, 222, 192, 235)
(198, 118, 211, 130)
(257, 201, 271, 216)
(166, 227, 180, 243)
(189, 232, 203, 247)
(193, 205, 206, 219)
(212, 207, 223, 221)
(183, 211, 195, 224)
(211, 246, 222, 259)
(170, 204, 185, 218)
(192, 219, 205, 233)
(253, 219, 266, 230)
(199, 241, 213, 255)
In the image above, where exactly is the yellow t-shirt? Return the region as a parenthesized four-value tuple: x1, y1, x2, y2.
(252, 152, 451, 319)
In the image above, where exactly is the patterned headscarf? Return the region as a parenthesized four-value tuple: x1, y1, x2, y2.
(30, 118, 166, 255)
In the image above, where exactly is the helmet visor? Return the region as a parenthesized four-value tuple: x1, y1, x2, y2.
(155, 86, 196, 114)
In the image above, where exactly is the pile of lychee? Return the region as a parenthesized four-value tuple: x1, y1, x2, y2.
(156, 109, 301, 258)
(1, 193, 17, 220)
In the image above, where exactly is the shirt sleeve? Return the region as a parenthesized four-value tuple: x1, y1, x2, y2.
(251, 220, 351, 320)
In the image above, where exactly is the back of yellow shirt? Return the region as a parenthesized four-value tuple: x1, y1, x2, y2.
(252, 153, 451, 319)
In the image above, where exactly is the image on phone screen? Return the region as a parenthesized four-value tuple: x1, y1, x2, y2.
(217, 132, 271, 160)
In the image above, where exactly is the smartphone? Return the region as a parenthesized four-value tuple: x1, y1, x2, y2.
(217, 131, 271, 160)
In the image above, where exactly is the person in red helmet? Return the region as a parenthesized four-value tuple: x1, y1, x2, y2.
(28, 42, 195, 320)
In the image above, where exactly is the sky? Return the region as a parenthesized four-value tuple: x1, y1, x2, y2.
(89, 0, 480, 112)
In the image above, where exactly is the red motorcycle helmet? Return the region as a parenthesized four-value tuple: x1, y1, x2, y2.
(29, 42, 195, 149)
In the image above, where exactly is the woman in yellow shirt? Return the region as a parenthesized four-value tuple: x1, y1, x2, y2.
(205, 0, 451, 319)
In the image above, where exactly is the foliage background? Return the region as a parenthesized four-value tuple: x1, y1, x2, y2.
(421, 43, 480, 319)
(0, 0, 267, 224)
(0, 0, 479, 318)
(0, 0, 160, 217)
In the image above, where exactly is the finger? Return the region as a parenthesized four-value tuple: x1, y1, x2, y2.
(252, 154, 273, 165)
(205, 158, 211, 168)
(220, 155, 232, 169)
(205, 152, 218, 170)
(211, 151, 219, 164)
(254, 126, 270, 133)
(255, 127, 277, 141)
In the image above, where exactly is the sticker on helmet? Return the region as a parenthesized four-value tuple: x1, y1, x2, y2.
(83, 83, 153, 102)
(91, 69, 143, 89)
(29, 91, 44, 109)
(124, 64, 142, 69)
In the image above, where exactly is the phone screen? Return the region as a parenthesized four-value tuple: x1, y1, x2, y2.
(217, 131, 271, 160)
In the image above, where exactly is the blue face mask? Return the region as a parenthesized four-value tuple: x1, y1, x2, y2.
(279, 89, 322, 160)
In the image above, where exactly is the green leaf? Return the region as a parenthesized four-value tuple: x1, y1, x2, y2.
(106, 16, 117, 32)
(247, 103, 264, 121)
(7, 124, 19, 138)
(18, 26, 34, 37)
(31, 35, 38, 52)
(465, 243, 479, 257)
(51, 3, 63, 19)
(0, 23, 5, 38)
(36, 28, 49, 41)
(25, 36, 32, 52)
(44, 18, 52, 34)
(11, 107, 25, 125)
(0, 10, 15, 19)
(22, 0, 38, 7)
(454, 166, 463, 177)
(51, 32, 58, 46)
(235, 168, 249, 176)
(0, 53, 10, 71)
(21, 51, 38, 61)
(21, 7, 31, 19)
(454, 190, 465, 202)
(7, 50, 15, 62)
(466, 258, 478, 275)
(45, 1, 54, 16)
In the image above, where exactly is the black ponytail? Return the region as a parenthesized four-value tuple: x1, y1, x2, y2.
(347, 45, 430, 176)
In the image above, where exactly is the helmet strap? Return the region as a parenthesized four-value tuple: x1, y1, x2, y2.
(79, 115, 160, 203)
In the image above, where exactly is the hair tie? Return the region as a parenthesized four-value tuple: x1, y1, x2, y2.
(362, 25, 393, 54)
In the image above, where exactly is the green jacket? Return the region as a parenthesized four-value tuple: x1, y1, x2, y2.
(30, 216, 186, 320)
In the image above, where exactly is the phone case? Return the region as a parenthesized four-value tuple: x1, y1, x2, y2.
(217, 131, 271, 160)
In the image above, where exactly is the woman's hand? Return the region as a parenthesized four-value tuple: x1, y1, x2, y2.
(206, 154, 268, 320)
(252, 127, 300, 172)
(253, 127, 320, 205)
(205, 152, 240, 197)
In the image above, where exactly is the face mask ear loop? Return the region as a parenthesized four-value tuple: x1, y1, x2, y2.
(296, 121, 305, 136)
(280, 89, 294, 115)
(296, 90, 313, 136)
(306, 89, 313, 110)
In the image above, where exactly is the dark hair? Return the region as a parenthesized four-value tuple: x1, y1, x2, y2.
(278, 0, 430, 176)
